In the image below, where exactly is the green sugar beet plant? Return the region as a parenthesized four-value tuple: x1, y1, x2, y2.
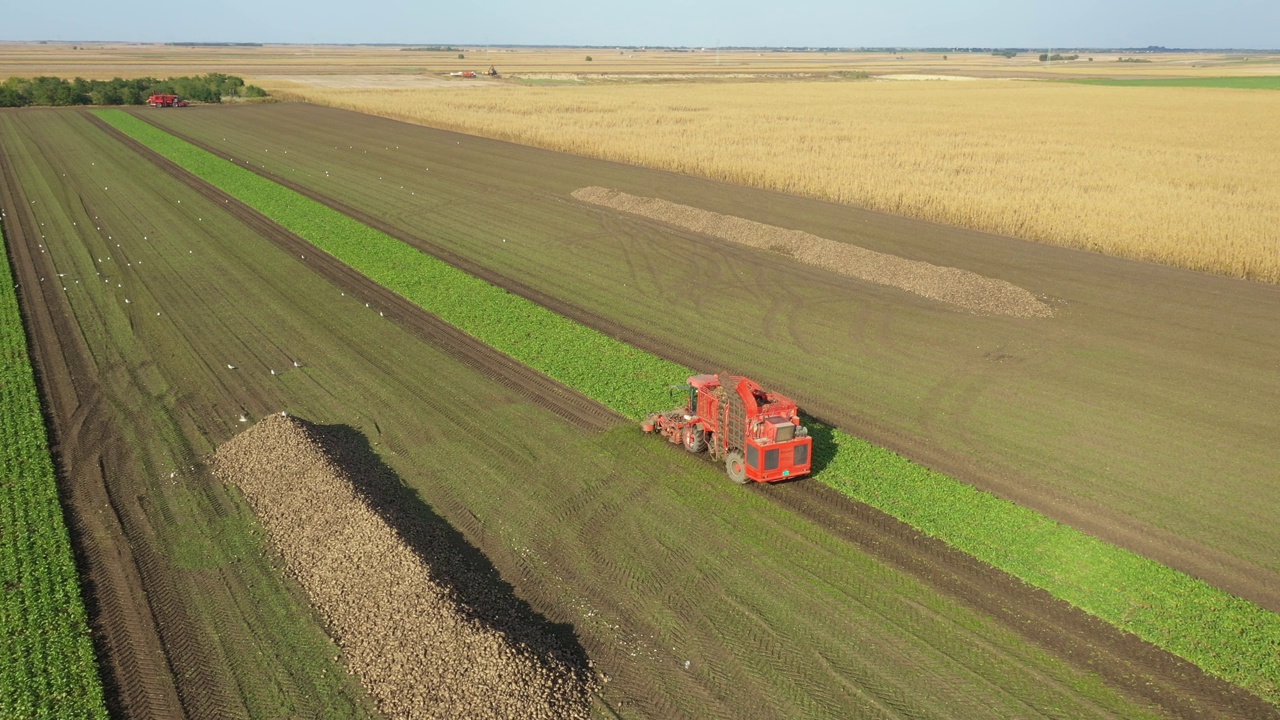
(0, 217, 108, 718)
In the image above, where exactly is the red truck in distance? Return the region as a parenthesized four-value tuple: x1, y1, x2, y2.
(146, 94, 189, 107)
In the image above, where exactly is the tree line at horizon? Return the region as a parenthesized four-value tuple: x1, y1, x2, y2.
(0, 73, 267, 107)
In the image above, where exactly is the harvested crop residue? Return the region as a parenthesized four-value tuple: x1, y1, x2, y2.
(573, 186, 1052, 317)
(212, 414, 597, 719)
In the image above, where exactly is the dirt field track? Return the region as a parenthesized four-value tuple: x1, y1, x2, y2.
(11, 108, 1265, 719)
(137, 103, 1280, 610)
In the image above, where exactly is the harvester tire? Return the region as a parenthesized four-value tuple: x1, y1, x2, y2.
(725, 451, 749, 484)
(683, 426, 707, 453)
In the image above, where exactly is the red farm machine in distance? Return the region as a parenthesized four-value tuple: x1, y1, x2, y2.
(643, 373, 812, 484)
(147, 94, 189, 107)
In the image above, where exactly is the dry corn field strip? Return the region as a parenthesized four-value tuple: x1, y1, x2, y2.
(8, 106, 1241, 719)
(271, 79, 1280, 282)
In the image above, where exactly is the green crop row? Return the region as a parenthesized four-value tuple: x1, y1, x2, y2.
(99, 108, 1280, 705)
(0, 215, 108, 717)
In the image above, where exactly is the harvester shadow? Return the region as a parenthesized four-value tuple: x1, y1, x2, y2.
(804, 415, 839, 476)
(310, 422, 595, 683)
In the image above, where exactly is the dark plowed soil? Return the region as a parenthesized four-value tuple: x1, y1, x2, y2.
(113, 111, 1280, 718)
(212, 415, 598, 719)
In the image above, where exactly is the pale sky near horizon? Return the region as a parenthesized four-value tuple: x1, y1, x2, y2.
(3, 0, 1277, 49)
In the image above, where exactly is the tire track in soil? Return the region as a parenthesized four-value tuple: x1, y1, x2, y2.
(92, 113, 621, 434)
(764, 481, 1278, 719)
(0, 134, 188, 718)
(118, 114, 1279, 719)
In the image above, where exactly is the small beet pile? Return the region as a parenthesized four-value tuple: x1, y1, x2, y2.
(572, 186, 1053, 318)
(212, 414, 596, 719)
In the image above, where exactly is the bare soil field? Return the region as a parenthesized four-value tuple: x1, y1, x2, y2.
(4, 107, 1232, 718)
(136, 103, 1280, 611)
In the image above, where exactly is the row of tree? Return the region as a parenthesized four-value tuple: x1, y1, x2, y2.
(0, 73, 267, 108)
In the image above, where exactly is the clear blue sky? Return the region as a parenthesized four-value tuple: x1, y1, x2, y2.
(4, 0, 1277, 49)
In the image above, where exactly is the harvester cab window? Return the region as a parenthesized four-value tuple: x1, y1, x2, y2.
(794, 444, 809, 467)
(688, 386, 698, 414)
(764, 448, 780, 471)
(747, 445, 758, 468)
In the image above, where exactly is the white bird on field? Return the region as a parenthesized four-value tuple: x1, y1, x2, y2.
(238, 414, 248, 423)
(227, 363, 237, 370)
(292, 360, 302, 368)
(270, 369, 277, 376)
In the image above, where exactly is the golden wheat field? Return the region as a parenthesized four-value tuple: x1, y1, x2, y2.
(5, 42, 1277, 281)
(267, 79, 1280, 282)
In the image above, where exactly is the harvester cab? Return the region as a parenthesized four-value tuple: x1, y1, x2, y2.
(643, 373, 812, 484)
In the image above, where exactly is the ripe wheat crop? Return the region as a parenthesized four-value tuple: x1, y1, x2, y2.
(276, 80, 1280, 282)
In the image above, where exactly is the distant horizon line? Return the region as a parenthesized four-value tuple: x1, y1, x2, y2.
(2, 40, 1279, 53)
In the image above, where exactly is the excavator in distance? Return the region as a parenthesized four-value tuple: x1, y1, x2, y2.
(642, 374, 812, 483)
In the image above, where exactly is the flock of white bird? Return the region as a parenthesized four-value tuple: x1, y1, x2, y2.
(11, 182, 396, 430)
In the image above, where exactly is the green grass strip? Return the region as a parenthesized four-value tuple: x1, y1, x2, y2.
(99, 108, 1280, 705)
(1065, 76, 1280, 90)
(0, 213, 108, 717)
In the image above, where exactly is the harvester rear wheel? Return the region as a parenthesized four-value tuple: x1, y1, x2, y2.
(725, 451, 749, 484)
(683, 426, 706, 453)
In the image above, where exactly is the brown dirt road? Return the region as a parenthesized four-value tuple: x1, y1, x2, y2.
(110, 111, 1280, 718)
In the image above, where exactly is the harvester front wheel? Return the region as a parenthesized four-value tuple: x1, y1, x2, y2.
(683, 426, 706, 453)
(725, 451, 749, 484)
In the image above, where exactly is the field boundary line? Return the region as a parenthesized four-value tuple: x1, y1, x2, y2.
(96, 108, 1280, 707)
